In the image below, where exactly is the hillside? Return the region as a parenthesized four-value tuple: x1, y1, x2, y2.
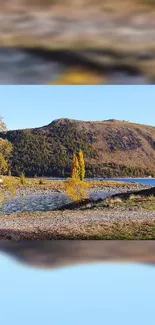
(1, 118, 155, 177)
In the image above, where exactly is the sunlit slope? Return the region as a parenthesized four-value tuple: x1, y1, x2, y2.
(1, 119, 155, 177)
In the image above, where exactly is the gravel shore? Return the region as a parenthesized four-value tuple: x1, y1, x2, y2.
(0, 207, 155, 239)
(15, 183, 147, 196)
(0, 182, 153, 239)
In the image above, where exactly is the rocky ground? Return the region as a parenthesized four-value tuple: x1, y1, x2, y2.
(0, 179, 153, 239)
(0, 207, 155, 239)
(14, 183, 146, 196)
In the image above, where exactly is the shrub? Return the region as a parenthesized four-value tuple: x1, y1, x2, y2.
(39, 179, 44, 185)
(106, 197, 123, 206)
(129, 194, 136, 200)
(64, 178, 88, 202)
(20, 173, 26, 185)
(0, 177, 17, 204)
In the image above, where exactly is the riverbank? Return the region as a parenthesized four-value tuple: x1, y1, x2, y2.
(0, 207, 155, 239)
(0, 176, 154, 239)
(0, 176, 146, 194)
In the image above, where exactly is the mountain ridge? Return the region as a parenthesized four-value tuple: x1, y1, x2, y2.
(8, 118, 155, 132)
(1, 118, 155, 177)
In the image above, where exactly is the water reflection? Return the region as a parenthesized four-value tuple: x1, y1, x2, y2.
(0, 243, 155, 325)
(0, 48, 151, 85)
(0, 241, 155, 268)
(0, 48, 64, 84)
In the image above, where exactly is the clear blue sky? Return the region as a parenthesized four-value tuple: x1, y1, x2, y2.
(0, 254, 155, 325)
(0, 86, 155, 130)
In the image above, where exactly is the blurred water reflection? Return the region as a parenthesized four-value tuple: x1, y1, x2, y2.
(0, 241, 155, 268)
(0, 241, 155, 325)
(1, 1, 155, 84)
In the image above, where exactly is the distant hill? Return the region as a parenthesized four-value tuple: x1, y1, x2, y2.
(1, 118, 155, 177)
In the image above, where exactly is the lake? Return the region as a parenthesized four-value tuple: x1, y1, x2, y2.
(0, 189, 116, 214)
(0, 178, 154, 214)
(103, 177, 155, 186)
(0, 248, 155, 325)
(44, 177, 155, 186)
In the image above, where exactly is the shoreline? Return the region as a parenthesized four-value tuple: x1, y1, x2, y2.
(0, 177, 154, 239)
(0, 208, 155, 239)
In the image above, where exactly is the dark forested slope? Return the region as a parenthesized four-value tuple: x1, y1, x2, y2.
(1, 118, 155, 177)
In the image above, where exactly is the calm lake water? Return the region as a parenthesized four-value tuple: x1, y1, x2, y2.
(0, 178, 154, 214)
(45, 177, 155, 186)
(0, 190, 112, 214)
(0, 252, 155, 325)
(103, 178, 155, 186)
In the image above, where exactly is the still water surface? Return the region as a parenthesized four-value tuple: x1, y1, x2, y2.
(0, 178, 154, 214)
(103, 177, 155, 186)
(0, 190, 110, 214)
(0, 254, 155, 325)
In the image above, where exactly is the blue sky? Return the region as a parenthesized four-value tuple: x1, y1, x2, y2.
(0, 253, 155, 325)
(0, 86, 154, 130)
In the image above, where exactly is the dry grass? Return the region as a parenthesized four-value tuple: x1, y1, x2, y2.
(87, 180, 138, 189)
(0, 176, 138, 190)
(0, 176, 65, 191)
(104, 194, 155, 212)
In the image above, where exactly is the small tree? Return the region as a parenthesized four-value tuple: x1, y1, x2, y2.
(0, 116, 12, 176)
(78, 150, 85, 181)
(0, 152, 8, 175)
(65, 151, 87, 202)
(64, 178, 88, 202)
(20, 173, 26, 185)
(71, 153, 80, 179)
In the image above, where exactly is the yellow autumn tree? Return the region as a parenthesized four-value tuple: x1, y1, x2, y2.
(71, 153, 80, 179)
(78, 150, 85, 181)
(64, 178, 88, 202)
(65, 151, 87, 202)
(0, 116, 12, 175)
(0, 116, 14, 202)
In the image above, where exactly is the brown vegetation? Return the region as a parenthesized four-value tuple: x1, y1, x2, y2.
(3, 119, 155, 177)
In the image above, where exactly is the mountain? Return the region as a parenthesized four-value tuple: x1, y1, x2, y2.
(1, 118, 155, 178)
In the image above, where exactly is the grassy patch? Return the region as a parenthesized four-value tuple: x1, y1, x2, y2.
(0, 176, 138, 191)
(103, 194, 155, 211)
